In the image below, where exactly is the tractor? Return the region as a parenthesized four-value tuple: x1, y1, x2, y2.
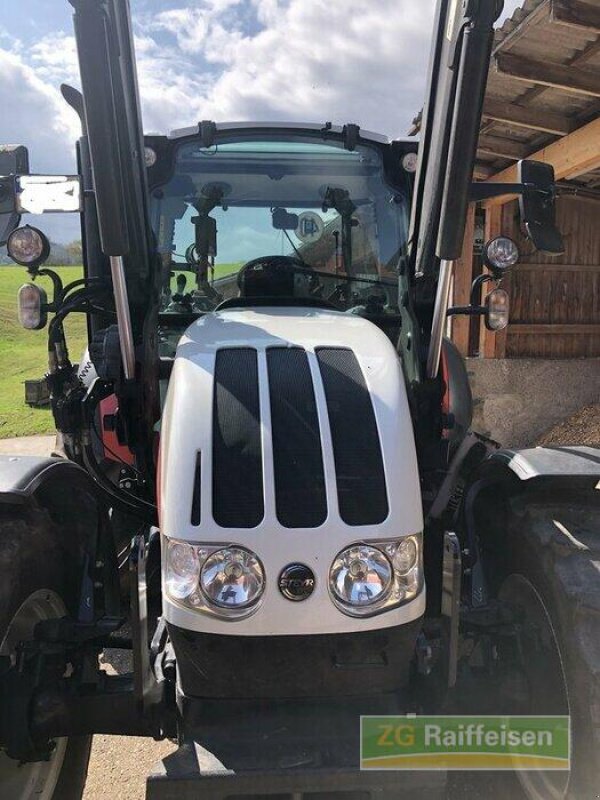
(0, 1, 599, 799)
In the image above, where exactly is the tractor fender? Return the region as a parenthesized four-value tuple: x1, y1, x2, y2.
(486, 445, 600, 488)
(0, 455, 116, 620)
(455, 445, 600, 609)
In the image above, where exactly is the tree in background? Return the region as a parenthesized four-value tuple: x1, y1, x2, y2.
(65, 240, 83, 263)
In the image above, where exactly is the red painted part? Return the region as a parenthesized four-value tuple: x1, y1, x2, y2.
(99, 395, 135, 466)
(440, 347, 451, 440)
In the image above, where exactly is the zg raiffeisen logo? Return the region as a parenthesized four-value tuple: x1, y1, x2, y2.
(360, 716, 570, 770)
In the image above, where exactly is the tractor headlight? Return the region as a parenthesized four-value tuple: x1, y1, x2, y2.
(329, 535, 423, 617)
(330, 545, 393, 609)
(200, 547, 265, 610)
(165, 540, 265, 618)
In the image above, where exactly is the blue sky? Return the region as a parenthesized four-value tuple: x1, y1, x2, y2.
(1, 0, 524, 244)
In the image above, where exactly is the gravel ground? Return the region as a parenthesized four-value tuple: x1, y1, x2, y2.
(536, 403, 600, 447)
(82, 650, 176, 800)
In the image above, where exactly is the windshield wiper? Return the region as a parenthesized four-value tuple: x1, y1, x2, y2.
(282, 228, 310, 265)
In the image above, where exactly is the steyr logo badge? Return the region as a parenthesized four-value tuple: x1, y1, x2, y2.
(278, 564, 315, 602)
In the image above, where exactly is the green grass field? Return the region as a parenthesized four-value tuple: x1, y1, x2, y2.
(0, 266, 86, 438)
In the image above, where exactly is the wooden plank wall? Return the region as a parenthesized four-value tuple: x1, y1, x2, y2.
(501, 195, 600, 358)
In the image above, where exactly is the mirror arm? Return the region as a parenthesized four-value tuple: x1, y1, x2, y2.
(446, 305, 486, 317)
(470, 273, 495, 305)
(469, 182, 534, 201)
(36, 269, 64, 311)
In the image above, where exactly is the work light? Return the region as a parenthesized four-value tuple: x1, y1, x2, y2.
(7, 225, 50, 270)
(485, 287, 510, 331)
(17, 283, 48, 330)
(483, 236, 519, 275)
(144, 146, 157, 167)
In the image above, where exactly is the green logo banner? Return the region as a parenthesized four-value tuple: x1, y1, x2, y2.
(360, 716, 570, 770)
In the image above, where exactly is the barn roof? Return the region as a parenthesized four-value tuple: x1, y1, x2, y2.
(410, 0, 600, 194)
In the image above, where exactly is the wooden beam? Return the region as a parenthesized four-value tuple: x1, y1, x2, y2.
(509, 323, 600, 334)
(482, 98, 573, 136)
(551, 0, 600, 32)
(484, 115, 600, 206)
(477, 135, 530, 161)
(451, 204, 476, 356)
(518, 262, 600, 272)
(495, 52, 600, 98)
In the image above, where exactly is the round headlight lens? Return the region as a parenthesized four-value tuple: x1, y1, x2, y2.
(484, 236, 519, 273)
(200, 547, 265, 609)
(330, 545, 392, 608)
(7, 225, 50, 268)
(166, 541, 200, 601)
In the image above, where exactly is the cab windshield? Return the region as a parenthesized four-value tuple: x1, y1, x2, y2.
(150, 137, 410, 322)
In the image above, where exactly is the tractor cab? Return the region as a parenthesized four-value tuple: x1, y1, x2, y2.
(147, 127, 418, 360)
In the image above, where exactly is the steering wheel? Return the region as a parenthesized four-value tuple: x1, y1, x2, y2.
(236, 255, 311, 295)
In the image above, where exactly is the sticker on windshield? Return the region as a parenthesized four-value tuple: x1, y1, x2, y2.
(295, 211, 324, 244)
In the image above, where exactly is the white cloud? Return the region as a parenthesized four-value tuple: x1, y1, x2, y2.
(29, 31, 79, 85)
(0, 47, 79, 172)
(144, 0, 436, 138)
(498, 0, 526, 24)
(2, 0, 528, 242)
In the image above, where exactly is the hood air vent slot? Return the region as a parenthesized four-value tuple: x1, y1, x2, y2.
(213, 348, 264, 528)
(267, 347, 327, 528)
(316, 348, 388, 526)
(191, 451, 202, 526)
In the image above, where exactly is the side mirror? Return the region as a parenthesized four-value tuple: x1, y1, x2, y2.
(0, 145, 29, 246)
(519, 160, 565, 255)
(272, 207, 299, 231)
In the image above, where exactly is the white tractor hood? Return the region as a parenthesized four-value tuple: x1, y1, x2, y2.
(159, 306, 425, 635)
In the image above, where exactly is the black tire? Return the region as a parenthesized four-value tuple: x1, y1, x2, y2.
(485, 486, 600, 800)
(0, 506, 92, 800)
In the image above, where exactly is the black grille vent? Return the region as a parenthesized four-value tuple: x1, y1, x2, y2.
(316, 348, 388, 526)
(267, 348, 327, 528)
(191, 451, 201, 526)
(213, 349, 264, 528)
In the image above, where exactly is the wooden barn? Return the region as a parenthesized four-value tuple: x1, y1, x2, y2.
(412, 0, 600, 361)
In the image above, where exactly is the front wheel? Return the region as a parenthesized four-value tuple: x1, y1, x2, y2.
(0, 510, 92, 800)
(491, 488, 600, 800)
